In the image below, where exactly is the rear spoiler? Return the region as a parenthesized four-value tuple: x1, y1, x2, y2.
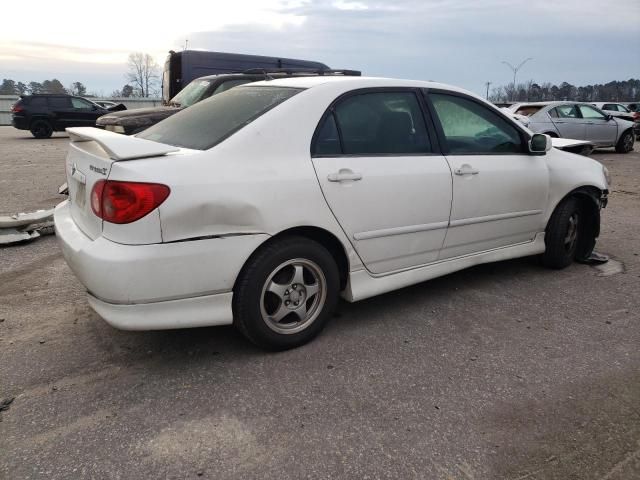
(66, 127, 179, 161)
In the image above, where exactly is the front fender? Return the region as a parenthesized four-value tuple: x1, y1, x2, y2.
(543, 148, 607, 225)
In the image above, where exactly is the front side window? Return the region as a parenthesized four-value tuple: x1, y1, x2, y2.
(138, 86, 302, 150)
(602, 104, 616, 111)
(212, 79, 253, 95)
(169, 79, 213, 107)
(315, 91, 430, 156)
(548, 107, 559, 118)
(71, 97, 94, 109)
(579, 105, 606, 120)
(430, 93, 523, 154)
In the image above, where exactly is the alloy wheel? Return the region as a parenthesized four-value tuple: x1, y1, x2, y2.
(260, 258, 327, 335)
(564, 213, 579, 253)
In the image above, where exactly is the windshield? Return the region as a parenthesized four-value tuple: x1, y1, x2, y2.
(138, 86, 303, 150)
(169, 79, 213, 108)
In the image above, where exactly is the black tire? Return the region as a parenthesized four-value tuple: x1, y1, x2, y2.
(542, 197, 586, 269)
(233, 236, 340, 350)
(615, 129, 634, 153)
(30, 120, 53, 139)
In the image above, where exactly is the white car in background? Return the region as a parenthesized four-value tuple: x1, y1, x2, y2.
(592, 102, 637, 122)
(592, 102, 640, 139)
(509, 101, 635, 153)
(55, 77, 609, 349)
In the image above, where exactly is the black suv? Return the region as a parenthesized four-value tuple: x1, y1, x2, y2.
(97, 69, 360, 135)
(11, 94, 121, 138)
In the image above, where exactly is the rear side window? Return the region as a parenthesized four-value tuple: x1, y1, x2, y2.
(313, 91, 431, 156)
(548, 108, 559, 118)
(138, 86, 302, 150)
(49, 97, 71, 109)
(430, 93, 523, 154)
(556, 105, 580, 118)
(314, 113, 341, 155)
(28, 97, 47, 109)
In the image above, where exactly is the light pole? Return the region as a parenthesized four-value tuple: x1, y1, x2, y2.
(501, 57, 533, 101)
(485, 81, 492, 100)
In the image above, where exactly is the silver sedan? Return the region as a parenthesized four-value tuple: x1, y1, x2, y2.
(509, 101, 635, 153)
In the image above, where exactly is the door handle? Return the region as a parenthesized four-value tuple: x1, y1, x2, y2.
(454, 165, 479, 176)
(327, 169, 363, 182)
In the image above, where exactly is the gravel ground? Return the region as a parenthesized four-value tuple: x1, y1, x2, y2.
(0, 126, 639, 479)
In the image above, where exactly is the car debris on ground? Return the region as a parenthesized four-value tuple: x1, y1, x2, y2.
(550, 137, 596, 156)
(0, 209, 55, 246)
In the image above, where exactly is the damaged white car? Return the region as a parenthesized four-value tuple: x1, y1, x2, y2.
(55, 77, 610, 349)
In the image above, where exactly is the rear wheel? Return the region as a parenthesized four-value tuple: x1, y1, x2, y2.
(615, 130, 634, 153)
(233, 236, 340, 350)
(543, 197, 587, 269)
(30, 120, 53, 139)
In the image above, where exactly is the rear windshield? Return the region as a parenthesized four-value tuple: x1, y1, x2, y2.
(515, 105, 543, 117)
(138, 86, 302, 150)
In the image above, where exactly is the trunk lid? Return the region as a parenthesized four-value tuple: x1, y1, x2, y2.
(64, 127, 179, 239)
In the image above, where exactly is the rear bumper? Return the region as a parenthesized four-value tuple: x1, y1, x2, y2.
(11, 116, 28, 130)
(54, 200, 270, 329)
(88, 292, 234, 330)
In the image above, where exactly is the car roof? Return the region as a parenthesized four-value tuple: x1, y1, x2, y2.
(239, 75, 474, 95)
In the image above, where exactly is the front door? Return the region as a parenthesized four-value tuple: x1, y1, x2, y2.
(311, 89, 453, 274)
(67, 97, 104, 127)
(578, 104, 618, 146)
(426, 91, 549, 259)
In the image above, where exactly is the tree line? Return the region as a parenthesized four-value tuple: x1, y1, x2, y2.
(0, 78, 139, 98)
(490, 79, 640, 103)
(0, 51, 161, 99)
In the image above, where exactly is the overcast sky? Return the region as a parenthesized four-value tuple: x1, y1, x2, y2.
(1, 0, 638, 97)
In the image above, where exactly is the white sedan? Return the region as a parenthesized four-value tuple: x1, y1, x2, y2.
(55, 76, 610, 349)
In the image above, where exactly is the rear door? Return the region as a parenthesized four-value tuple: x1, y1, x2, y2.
(47, 96, 72, 130)
(426, 90, 549, 259)
(552, 104, 585, 139)
(311, 89, 453, 274)
(578, 104, 618, 146)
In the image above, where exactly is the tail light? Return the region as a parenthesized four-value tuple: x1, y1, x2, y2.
(633, 112, 640, 121)
(91, 180, 170, 224)
(11, 104, 23, 113)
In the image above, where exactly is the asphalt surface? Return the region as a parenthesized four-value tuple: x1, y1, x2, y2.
(1, 126, 639, 479)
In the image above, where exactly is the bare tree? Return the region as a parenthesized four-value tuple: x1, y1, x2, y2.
(126, 53, 159, 98)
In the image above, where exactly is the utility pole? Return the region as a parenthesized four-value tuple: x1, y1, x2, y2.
(501, 57, 533, 101)
(183, 39, 189, 51)
(485, 81, 492, 100)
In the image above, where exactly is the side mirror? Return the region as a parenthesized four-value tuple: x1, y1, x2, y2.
(606, 114, 614, 121)
(529, 133, 552, 154)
